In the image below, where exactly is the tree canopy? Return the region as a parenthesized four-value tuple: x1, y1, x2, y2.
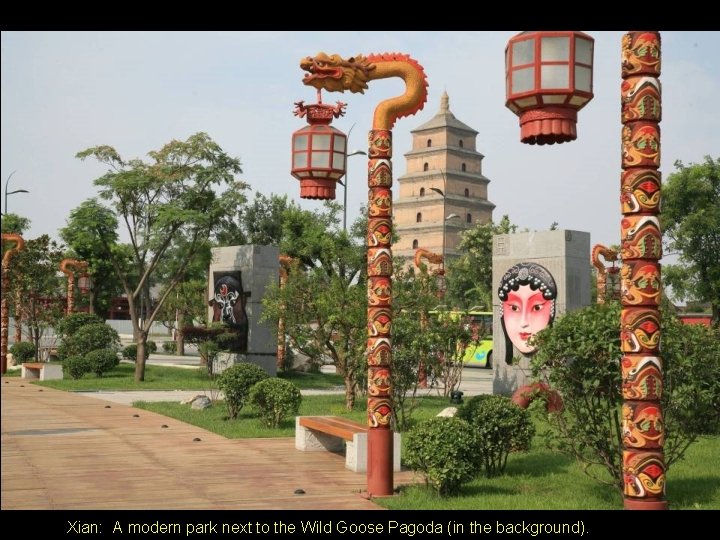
(76, 132, 247, 381)
(661, 156, 720, 324)
(446, 215, 517, 309)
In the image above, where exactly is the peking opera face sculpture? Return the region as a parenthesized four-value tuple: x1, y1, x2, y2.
(209, 271, 248, 352)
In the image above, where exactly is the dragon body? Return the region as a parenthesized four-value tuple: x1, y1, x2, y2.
(300, 52, 428, 130)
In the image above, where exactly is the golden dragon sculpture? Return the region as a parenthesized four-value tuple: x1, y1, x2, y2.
(300, 52, 428, 130)
(592, 244, 620, 304)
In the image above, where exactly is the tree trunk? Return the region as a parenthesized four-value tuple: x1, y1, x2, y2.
(88, 289, 96, 315)
(175, 329, 185, 356)
(134, 331, 147, 382)
(344, 373, 356, 410)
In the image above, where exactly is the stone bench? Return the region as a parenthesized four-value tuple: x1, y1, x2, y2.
(295, 416, 401, 473)
(21, 362, 63, 381)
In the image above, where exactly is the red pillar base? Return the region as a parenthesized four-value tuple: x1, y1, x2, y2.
(624, 498, 668, 510)
(367, 428, 394, 496)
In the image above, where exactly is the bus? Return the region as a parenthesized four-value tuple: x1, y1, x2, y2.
(429, 308, 494, 369)
(461, 309, 493, 369)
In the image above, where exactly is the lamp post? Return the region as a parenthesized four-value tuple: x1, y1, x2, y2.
(343, 148, 367, 231)
(296, 51, 428, 496)
(1, 233, 25, 374)
(59, 259, 89, 315)
(504, 30, 666, 510)
(4, 171, 30, 215)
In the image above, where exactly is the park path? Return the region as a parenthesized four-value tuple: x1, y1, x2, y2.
(1, 377, 416, 510)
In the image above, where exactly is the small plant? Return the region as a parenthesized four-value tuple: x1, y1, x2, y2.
(85, 349, 120, 377)
(59, 323, 120, 359)
(404, 417, 481, 496)
(457, 394, 535, 477)
(146, 340, 157, 353)
(162, 341, 177, 353)
(217, 363, 269, 419)
(10, 342, 37, 363)
(123, 344, 149, 361)
(55, 313, 104, 340)
(249, 378, 302, 428)
(62, 356, 91, 380)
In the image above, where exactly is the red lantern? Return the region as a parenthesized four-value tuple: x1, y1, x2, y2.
(291, 98, 348, 200)
(78, 273, 92, 294)
(505, 31, 594, 145)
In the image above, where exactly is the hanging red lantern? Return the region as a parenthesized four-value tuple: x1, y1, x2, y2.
(291, 95, 348, 200)
(505, 31, 594, 145)
(78, 273, 93, 295)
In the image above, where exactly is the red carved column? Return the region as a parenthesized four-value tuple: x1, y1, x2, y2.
(620, 31, 667, 510)
(366, 129, 394, 496)
(1, 234, 25, 374)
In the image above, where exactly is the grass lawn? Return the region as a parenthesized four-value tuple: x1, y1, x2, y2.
(34, 364, 344, 392)
(136, 395, 450, 439)
(278, 370, 343, 389)
(137, 394, 719, 510)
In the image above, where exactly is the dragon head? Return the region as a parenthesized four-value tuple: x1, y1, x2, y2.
(300, 52, 374, 94)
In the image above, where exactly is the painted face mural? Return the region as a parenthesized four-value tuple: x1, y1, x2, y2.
(209, 272, 249, 352)
(498, 263, 557, 360)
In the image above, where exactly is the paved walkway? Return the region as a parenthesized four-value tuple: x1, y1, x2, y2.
(1, 377, 416, 510)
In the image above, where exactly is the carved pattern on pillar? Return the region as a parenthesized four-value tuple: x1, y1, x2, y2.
(620, 31, 666, 510)
(1, 234, 25, 374)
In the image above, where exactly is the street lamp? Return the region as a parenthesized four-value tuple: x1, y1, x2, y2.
(296, 51, 428, 496)
(4, 171, 30, 215)
(59, 259, 89, 315)
(341, 149, 367, 231)
(503, 30, 666, 511)
(1, 233, 25, 374)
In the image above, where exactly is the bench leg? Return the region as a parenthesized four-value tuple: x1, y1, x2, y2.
(346, 432, 402, 473)
(295, 417, 345, 453)
(21, 366, 40, 380)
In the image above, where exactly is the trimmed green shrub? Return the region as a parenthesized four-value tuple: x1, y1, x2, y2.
(146, 340, 157, 353)
(162, 341, 177, 353)
(60, 323, 120, 359)
(404, 417, 481, 496)
(63, 356, 91, 380)
(122, 344, 149, 361)
(55, 313, 104, 340)
(249, 378, 302, 428)
(86, 349, 120, 377)
(10, 342, 37, 363)
(457, 394, 535, 477)
(217, 363, 269, 419)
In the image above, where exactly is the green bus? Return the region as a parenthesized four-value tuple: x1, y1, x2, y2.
(429, 308, 494, 369)
(461, 310, 493, 369)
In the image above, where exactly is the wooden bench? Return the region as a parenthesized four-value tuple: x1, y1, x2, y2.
(295, 416, 401, 473)
(21, 362, 63, 381)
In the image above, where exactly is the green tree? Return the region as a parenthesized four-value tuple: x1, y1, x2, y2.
(77, 132, 247, 381)
(446, 215, 517, 309)
(1, 213, 31, 235)
(262, 204, 368, 409)
(215, 192, 298, 247)
(391, 265, 443, 430)
(6, 235, 65, 358)
(60, 199, 124, 317)
(662, 156, 720, 324)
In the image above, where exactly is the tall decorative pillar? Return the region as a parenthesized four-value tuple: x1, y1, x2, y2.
(1, 233, 25, 374)
(298, 52, 427, 496)
(59, 259, 88, 315)
(620, 31, 667, 510)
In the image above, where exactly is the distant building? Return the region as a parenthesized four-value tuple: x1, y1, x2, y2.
(394, 92, 495, 264)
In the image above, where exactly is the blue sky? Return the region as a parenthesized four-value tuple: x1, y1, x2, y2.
(2, 31, 719, 255)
